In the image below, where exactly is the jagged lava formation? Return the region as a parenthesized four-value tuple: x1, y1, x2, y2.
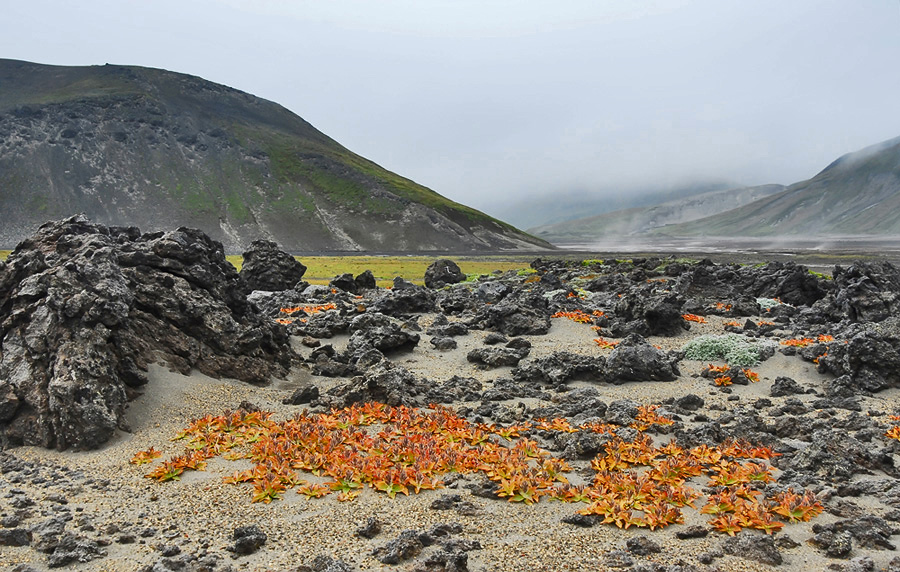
(0, 216, 294, 450)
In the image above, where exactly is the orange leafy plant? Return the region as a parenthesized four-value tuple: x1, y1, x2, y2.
(781, 337, 816, 347)
(594, 337, 620, 349)
(551, 310, 595, 324)
(130, 446, 162, 465)
(886, 417, 900, 442)
(714, 376, 733, 387)
(140, 402, 818, 535)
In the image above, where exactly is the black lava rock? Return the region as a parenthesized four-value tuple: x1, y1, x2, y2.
(239, 239, 307, 292)
(229, 525, 267, 555)
(425, 259, 466, 289)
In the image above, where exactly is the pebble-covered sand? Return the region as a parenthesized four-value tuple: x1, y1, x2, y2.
(2, 313, 899, 571)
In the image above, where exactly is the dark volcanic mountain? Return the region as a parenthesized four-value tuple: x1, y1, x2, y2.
(0, 59, 550, 252)
(658, 136, 900, 237)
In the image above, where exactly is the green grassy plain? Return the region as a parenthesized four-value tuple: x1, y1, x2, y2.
(0, 250, 530, 286)
(226, 255, 532, 287)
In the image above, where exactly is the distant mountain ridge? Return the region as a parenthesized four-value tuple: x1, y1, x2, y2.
(486, 180, 735, 230)
(0, 59, 551, 252)
(656, 135, 900, 237)
(529, 184, 785, 243)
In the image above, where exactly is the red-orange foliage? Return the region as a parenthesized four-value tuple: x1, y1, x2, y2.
(141, 402, 815, 535)
(551, 310, 594, 323)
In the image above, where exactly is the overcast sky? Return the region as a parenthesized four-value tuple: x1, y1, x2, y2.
(3, 0, 900, 214)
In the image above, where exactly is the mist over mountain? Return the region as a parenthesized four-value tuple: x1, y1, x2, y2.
(484, 180, 735, 230)
(529, 184, 785, 244)
(0, 59, 550, 252)
(656, 135, 900, 238)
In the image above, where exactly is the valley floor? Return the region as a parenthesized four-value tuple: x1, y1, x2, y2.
(2, 308, 899, 571)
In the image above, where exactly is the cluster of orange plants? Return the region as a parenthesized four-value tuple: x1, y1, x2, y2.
(781, 334, 833, 348)
(886, 416, 900, 442)
(133, 402, 822, 535)
(551, 309, 605, 324)
(712, 302, 733, 312)
(724, 320, 742, 328)
(704, 365, 759, 387)
(276, 303, 338, 325)
(575, 430, 820, 535)
(682, 314, 707, 324)
(593, 337, 620, 349)
(280, 303, 338, 315)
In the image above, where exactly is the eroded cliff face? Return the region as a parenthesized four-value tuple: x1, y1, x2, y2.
(0, 60, 551, 252)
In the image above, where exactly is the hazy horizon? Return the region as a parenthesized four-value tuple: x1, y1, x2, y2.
(3, 1, 900, 220)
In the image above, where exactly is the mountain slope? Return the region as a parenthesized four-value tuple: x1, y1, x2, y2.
(0, 59, 551, 252)
(657, 136, 900, 237)
(528, 184, 784, 244)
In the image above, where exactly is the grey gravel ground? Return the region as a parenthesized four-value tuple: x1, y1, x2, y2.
(2, 312, 899, 572)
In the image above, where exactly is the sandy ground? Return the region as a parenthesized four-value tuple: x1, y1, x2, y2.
(2, 312, 899, 571)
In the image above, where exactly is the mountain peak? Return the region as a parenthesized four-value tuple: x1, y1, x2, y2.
(0, 59, 550, 252)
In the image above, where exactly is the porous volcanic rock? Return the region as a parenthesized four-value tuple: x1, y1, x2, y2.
(466, 340, 531, 369)
(831, 261, 900, 322)
(512, 351, 605, 386)
(613, 291, 686, 336)
(371, 278, 436, 316)
(238, 239, 307, 292)
(721, 534, 783, 566)
(354, 270, 377, 291)
(740, 261, 829, 307)
(0, 216, 294, 450)
(329, 273, 359, 294)
(317, 360, 430, 408)
(784, 428, 897, 481)
(606, 334, 680, 382)
(816, 317, 900, 393)
(812, 516, 897, 552)
(424, 259, 466, 289)
(228, 525, 267, 555)
(467, 290, 551, 336)
(346, 312, 420, 355)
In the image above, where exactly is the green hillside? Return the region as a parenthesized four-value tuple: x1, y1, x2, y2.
(0, 60, 550, 252)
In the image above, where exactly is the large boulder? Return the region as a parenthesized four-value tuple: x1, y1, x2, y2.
(740, 261, 829, 307)
(317, 360, 430, 408)
(0, 216, 295, 450)
(783, 428, 897, 481)
(614, 291, 686, 336)
(816, 317, 900, 393)
(346, 312, 420, 356)
(467, 294, 551, 337)
(831, 261, 900, 322)
(424, 259, 466, 289)
(371, 278, 436, 316)
(238, 240, 307, 292)
(676, 261, 828, 312)
(466, 340, 531, 369)
(606, 334, 679, 383)
(512, 351, 605, 385)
